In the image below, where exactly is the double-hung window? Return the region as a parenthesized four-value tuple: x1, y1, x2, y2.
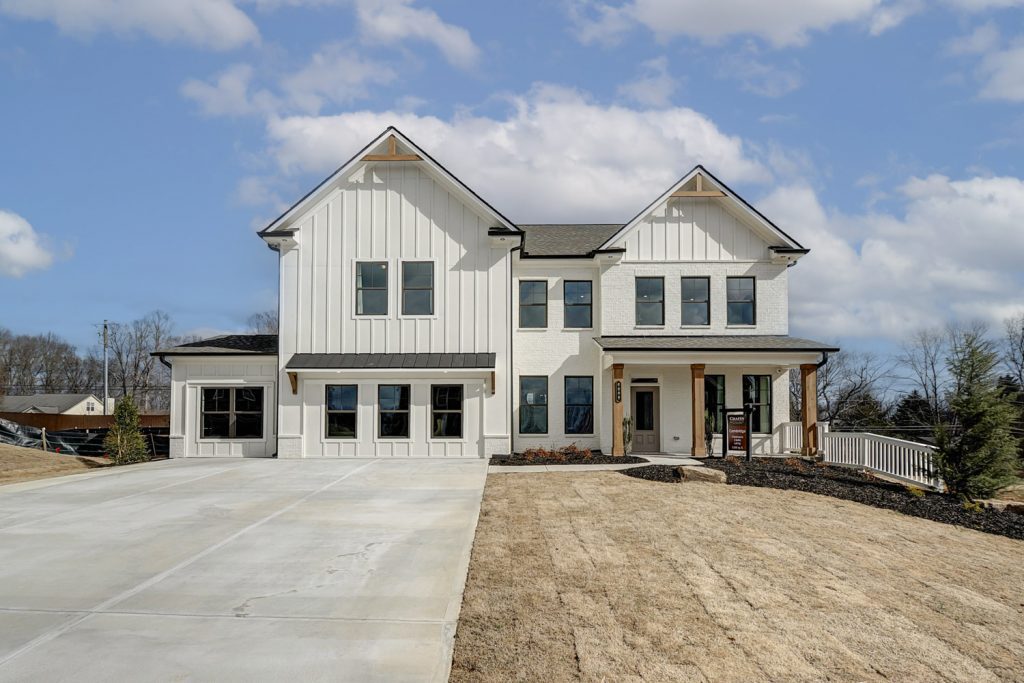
(201, 387, 264, 439)
(635, 277, 664, 326)
(563, 280, 592, 328)
(519, 281, 547, 328)
(564, 376, 594, 434)
(681, 277, 710, 326)
(704, 375, 725, 435)
(378, 384, 410, 438)
(727, 277, 756, 325)
(431, 385, 463, 438)
(519, 376, 548, 434)
(326, 385, 357, 438)
(402, 262, 433, 315)
(356, 262, 388, 315)
(742, 375, 772, 434)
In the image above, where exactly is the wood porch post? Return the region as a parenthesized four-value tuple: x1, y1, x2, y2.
(800, 364, 818, 456)
(611, 363, 625, 456)
(690, 364, 707, 457)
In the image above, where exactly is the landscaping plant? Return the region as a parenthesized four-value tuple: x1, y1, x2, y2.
(104, 396, 151, 465)
(932, 330, 1018, 500)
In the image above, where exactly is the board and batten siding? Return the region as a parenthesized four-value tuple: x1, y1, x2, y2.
(277, 162, 511, 457)
(622, 197, 771, 262)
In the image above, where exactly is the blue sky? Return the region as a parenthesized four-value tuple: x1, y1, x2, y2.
(1, 0, 1022, 353)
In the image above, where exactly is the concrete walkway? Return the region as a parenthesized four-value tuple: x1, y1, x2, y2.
(0, 457, 488, 682)
(488, 454, 702, 473)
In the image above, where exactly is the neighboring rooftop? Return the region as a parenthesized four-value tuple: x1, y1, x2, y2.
(518, 224, 622, 257)
(0, 394, 102, 414)
(593, 335, 840, 352)
(155, 334, 278, 356)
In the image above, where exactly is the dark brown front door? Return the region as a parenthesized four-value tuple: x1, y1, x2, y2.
(632, 387, 659, 453)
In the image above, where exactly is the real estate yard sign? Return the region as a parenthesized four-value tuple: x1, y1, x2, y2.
(727, 414, 747, 452)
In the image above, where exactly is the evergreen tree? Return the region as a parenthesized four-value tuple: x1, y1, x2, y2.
(933, 334, 1018, 500)
(104, 396, 150, 465)
(891, 390, 934, 442)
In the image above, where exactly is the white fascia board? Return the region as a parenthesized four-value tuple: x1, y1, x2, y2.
(601, 350, 823, 367)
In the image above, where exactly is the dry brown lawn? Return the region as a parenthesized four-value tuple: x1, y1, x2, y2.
(451, 472, 1024, 683)
(0, 442, 110, 485)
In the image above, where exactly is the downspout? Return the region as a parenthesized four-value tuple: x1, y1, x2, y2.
(816, 351, 830, 370)
(157, 354, 171, 371)
(508, 241, 522, 456)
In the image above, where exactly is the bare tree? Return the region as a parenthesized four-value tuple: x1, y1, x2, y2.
(1004, 313, 1024, 388)
(790, 350, 893, 428)
(899, 327, 948, 426)
(107, 311, 178, 412)
(247, 309, 279, 334)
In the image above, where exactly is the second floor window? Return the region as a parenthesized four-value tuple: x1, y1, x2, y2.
(356, 262, 388, 315)
(635, 277, 664, 326)
(519, 281, 547, 328)
(727, 277, 756, 325)
(402, 262, 434, 315)
(681, 277, 710, 326)
(563, 280, 592, 328)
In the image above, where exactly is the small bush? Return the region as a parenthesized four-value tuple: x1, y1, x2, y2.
(962, 500, 983, 514)
(521, 445, 592, 462)
(784, 457, 808, 471)
(104, 396, 150, 466)
(905, 486, 925, 498)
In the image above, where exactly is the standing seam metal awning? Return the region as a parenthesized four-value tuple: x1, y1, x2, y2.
(286, 352, 497, 370)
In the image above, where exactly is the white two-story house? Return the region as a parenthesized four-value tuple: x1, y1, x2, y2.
(156, 127, 837, 459)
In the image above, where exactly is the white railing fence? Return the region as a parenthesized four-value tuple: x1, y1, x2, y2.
(779, 421, 943, 491)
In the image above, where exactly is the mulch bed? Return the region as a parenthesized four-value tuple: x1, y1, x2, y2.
(492, 453, 648, 466)
(623, 458, 1024, 541)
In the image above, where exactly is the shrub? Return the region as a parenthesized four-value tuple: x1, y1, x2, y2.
(104, 396, 150, 466)
(905, 486, 925, 498)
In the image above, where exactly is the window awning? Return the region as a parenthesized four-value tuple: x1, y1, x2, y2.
(286, 352, 497, 370)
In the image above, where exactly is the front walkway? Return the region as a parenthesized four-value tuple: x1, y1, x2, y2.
(488, 454, 702, 473)
(0, 458, 488, 682)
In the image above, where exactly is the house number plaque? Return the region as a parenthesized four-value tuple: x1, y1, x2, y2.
(614, 381, 622, 403)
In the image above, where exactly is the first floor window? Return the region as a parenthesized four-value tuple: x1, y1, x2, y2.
(564, 376, 594, 434)
(742, 375, 772, 434)
(378, 385, 410, 438)
(402, 262, 434, 315)
(704, 375, 725, 434)
(326, 385, 357, 439)
(202, 387, 264, 439)
(682, 277, 710, 326)
(519, 376, 548, 434)
(635, 276, 664, 326)
(727, 276, 756, 325)
(431, 385, 463, 438)
(356, 261, 388, 315)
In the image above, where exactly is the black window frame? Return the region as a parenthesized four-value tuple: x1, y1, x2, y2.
(430, 384, 464, 439)
(519, 280, 548, 329)
(201, 386, 264, 440)
(401, 261, 434, 316)
(564, 376, 594, 435)
(704, 375, 726, 435)
(563, 280, 593, 329)
(742, 374, 772, 434)
(727, 276, 756, 326)
(681, 276, 711, 326)
(635, 276, 665, 326)
(378, 384, 411, 439)
(355, 261, 389, 316)
(325, 384, 358, 439)
(519, 376, 549, 434)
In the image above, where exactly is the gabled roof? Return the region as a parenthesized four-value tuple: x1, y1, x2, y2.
(598, 165, 805, 252)
(259, 126, 520, 237)
(0, 394, 101, 414)
(154, 334, 278, 356)
(519, 224, 622, 258)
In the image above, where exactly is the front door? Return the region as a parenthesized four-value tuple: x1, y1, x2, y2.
(632, 387, 659, 453)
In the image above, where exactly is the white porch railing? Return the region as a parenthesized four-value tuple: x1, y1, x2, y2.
(780, 422, 943, 491)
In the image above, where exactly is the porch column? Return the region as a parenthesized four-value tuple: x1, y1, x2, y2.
(800, 363, 818, 456)
(611, 363, 625, 456)
(690, 364, 707, 457)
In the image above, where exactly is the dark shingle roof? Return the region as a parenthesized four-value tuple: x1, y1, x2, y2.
(156, 334, 278, 356)
(594, 336, 840, 352)
(519, 224, 623, 257)
(287, 352, 496, 370)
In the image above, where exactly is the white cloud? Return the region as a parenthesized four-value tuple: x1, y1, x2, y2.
(763, 175, 1024, 340)
(977, 42, 1024, 101)
(947, 22, 1000, 55)
(616, 56, 678, 107)
(353, 0, 480, 69)
(280, 43, 397, 113)
(719, 51, 803, 97)
(263, 84, 772, 222)
(0, 0, 259, 50)
(181, 64, 278, 117)
(0, 210, 56, 278)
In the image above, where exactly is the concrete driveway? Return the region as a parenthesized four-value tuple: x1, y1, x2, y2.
(0, 457, 488, 682)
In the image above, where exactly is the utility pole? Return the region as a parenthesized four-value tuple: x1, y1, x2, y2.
(103, 320, 109, 416)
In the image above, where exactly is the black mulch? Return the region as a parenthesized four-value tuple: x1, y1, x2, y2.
(492, 453, 648, 466)
(622, 458, 1024, 541)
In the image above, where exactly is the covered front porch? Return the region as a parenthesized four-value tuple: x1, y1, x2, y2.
(595, 336, 839, 458)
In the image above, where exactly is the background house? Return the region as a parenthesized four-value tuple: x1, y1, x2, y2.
(0, 393, 114, 415)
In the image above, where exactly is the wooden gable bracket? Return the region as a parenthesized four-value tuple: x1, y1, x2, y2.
(361, 134, 423, 162)
(287, 372, 298, 395)
(671, 172, 726, 198)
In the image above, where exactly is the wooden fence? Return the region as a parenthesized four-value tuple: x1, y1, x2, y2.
(0, 412, 169, 431)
